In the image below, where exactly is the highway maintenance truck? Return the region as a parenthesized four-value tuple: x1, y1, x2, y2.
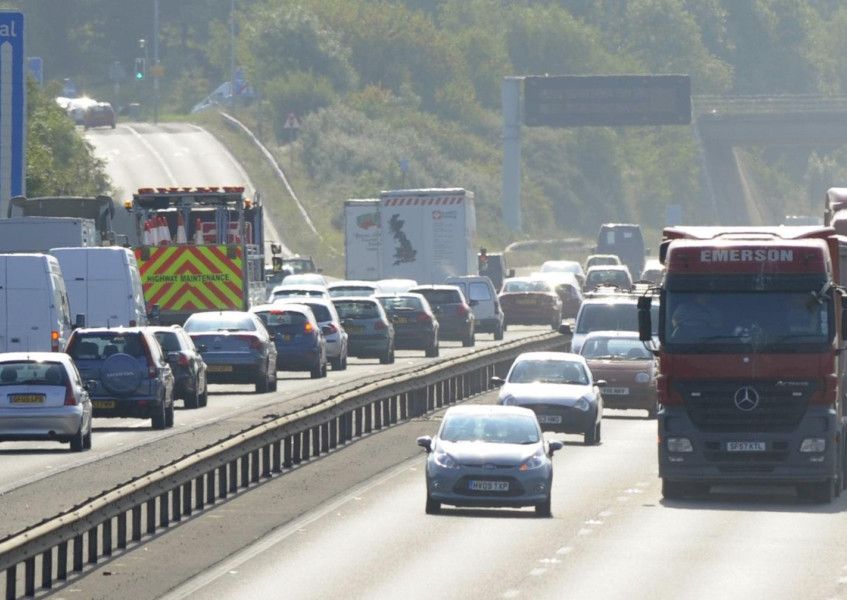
(638, 225, 847, 502)
(128, 186, 266, 325)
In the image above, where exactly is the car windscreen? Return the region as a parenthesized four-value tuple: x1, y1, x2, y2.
(154, 331, 181, 352)
(334, 301, 380, 319)
(508, 359, 589, 385)
(440, 414, 540, 444)
(581, 337, 651, 359)
(69, 333, 146, 359)
(299, 303, 332, 322)
(0, 361, 68, 386)
(330, 286, 375, 297)
(184, 317, 257, 333)
(273, 289, 324, 299)
(586, 271, 630, 288)
(414, 289, 461, 305)
(255, 311, 308, 327)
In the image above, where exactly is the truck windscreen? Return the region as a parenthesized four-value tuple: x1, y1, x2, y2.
(662, 291, 832, 351)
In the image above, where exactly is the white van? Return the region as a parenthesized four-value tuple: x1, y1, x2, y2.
(444, 275, 505, 340)
(0, 254, 73, 352)
(50, 247, 148, 328)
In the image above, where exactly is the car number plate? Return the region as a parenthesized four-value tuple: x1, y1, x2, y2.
(9, 394, 45, 405)
(92, 400, 116, 409)
(726, 441, 766, 452)
(346, 325, 364, 334)
(282, 334, 293, 342)
(207, 365, 233, 373)
(537, 414, 562, 424)
(517, 297, 536, 304)
(468, 480, 510, 492)
(393, 317, 409, 324)
(604, 387, 630, 395)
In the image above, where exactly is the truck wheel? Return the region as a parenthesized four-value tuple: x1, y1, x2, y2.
(798, 480, 837, 504)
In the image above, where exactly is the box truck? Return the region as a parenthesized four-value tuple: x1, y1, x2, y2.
(378, 188, 476, 284)
(0, 217, 97, 253)
(344, 199, 381, 280)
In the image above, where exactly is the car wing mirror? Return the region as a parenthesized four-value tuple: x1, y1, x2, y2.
(416, 435, 433, 452)
(547, 440, 564, 456)
(558, 323, 571, 335)
(595, 379, 607, 388)
(490, 376, 505, 387)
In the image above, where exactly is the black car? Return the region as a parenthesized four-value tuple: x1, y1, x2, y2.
(409, 285, 475, 346)
(375, 293, 439, 357)
(151, 326, 208, 409)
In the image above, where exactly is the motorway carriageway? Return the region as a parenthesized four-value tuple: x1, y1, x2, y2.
(0, 326, 549, 541)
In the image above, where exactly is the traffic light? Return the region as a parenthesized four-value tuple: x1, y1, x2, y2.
(134, 57, 146, 80)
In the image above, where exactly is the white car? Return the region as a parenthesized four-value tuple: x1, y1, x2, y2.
(493, 351, 604, 445)
(0, 352, 92, 451)
(268, 283, 330, 303)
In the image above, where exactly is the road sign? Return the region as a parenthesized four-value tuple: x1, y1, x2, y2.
(26, 56, 41, 85)
(284, 113, 300, 129)
(524, 75, 691, 127)
(0, 11, 25, 215)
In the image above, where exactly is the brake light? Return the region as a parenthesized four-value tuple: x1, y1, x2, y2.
(129, 319, 137, 327)
(140, 335, 157, 378)
(417, 313, 432, 323)
(323, 323, 338, 334)
(178, 353, 190, 367)
(304, 322, 314, 334)
(456, 304, 469, 317)
(51, 330, 60, 352)
(64, 383, 76, 406)
(374, 320, 387, 331)
(238, 335, 263, 350)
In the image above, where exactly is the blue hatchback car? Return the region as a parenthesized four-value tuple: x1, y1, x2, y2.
(251, 303, 327, 378)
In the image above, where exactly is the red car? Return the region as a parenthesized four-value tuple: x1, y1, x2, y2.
(498, 277, 563, 330)
(83, 102, 116, 130)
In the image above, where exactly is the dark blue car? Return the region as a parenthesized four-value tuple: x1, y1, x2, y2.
(251, 303, 327, 378)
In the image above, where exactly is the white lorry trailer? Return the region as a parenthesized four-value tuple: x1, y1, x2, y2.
(344, 199, 381, 280)
(0, 217, 97, 253)
(378, 188, 476, 284)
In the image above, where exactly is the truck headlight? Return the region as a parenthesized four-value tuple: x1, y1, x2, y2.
(800, 438, 826, 453)
(634, 372, 650, 383)
(667, 437, 693, 453)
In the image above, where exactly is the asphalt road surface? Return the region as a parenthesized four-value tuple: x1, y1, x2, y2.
(51, 391, 847, 600)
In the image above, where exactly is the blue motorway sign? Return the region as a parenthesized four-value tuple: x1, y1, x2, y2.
(27, 56, 42, 85)
(0, 11, 25, 212)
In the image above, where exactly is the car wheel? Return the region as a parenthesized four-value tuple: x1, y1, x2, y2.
(462, 329, 475, 347)
(380, 346, 395, 364)
(425, 337, 439, 358)
(330, 355, 342, 370)
(165, 400, 175, 428)
(310, 361, 323, 379)
(494, 323, 505, 341)
(69, 426, 85, 452)
(550, 312, 562, 330)
(647, 403, 658, 419)
(151, 400, 167, 430)
(425, 495, 441, 515)
(255, 367, 271, 393)
(269, 373, 278, 392)
(198, 388, 208, 408)
(185, 384, 200, 409)
(535, 494, 552, 517)
(584, 421, 601, 445)
(83, 424, 92, 449)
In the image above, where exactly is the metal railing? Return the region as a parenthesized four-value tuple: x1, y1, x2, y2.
(0, 330, 569, 599)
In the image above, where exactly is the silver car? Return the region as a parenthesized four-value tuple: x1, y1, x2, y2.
(493, 352, 604, 445)
(0, 352, 92, 451)
(417, 405, 562, 517)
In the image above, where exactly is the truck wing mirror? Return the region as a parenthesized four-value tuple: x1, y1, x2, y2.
(637, 296, 653, 342)
(73, 314, 85, 329)
(270, 243, 282, 255)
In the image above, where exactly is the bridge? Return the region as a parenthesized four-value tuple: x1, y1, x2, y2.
(694, 95, 847, 224)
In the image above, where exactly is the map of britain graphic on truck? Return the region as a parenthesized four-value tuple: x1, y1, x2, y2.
(389, 213, 417, 265)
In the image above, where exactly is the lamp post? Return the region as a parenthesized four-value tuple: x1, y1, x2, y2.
(230, 0, 236, 110)
(153, 0, 160, 123)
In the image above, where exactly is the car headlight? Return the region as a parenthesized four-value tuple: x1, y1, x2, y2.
(574, 397, 591, 411)
(433, 450, 459, 469)
(635, 372, 651, 383)
(500, 394, 515, 406)
(519, 448, 547, 471)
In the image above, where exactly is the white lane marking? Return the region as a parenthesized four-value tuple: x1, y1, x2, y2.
(598, 510, 613, 518)
(161, 458, 421, 600)
(502, 590, 520, 598)
(624, 488, 642, 494)
(577, 528, 592, 536)
(539, 558, 561, 565)
(125, 125, 178, 185)
(585, 519, 603, 526)
(529, 568, 546, 577)
(556, 546, 573, 555)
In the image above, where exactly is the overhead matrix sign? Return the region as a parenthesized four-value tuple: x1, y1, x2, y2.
(0, 11, 25, 214)
(524, 74, 691, 127)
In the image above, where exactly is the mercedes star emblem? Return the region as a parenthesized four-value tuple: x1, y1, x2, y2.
(734, 386, 760, 412)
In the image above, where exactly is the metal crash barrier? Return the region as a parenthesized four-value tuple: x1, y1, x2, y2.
(0, 331, 569, 599)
